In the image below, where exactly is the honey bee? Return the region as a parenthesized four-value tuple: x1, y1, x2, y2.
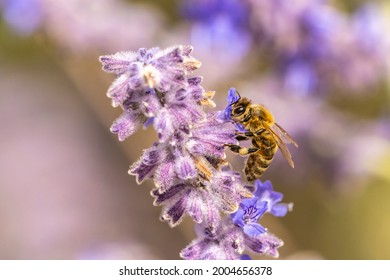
(226, 92, 298, 181)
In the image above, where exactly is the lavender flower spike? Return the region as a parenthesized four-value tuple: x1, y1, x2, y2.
(99, 46, 202, 140)
(180, 219, 246, 260)
(100, 46, 249, 229)
(100, 46, 293, 259)
(181, 215, 284, 259)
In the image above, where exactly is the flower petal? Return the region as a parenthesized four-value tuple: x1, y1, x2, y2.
(270, 203, 292, 217)
(153, 160, 176, 192)
(154, 108, 174, 142)
(244, 233, 284, 258)
(106, 74, 131, 107)
(142, 93, 161, 117)
(227, 87, 240, 105)
(187, 191, 205, 223)
(175, 156, 197, 180)
(243, 223, 266, 237)
(99, 51, 137, 75)
(129, 145, 164, 184)
(152, 183, 186, 205)
(110, 111, 144, 141)
(161, 190, 191, 226)
(231, 208, 245, 227)
(180, 239, 210, 260)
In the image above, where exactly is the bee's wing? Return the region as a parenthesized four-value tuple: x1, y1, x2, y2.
(262, 122, 297, 168)
(273, 122, 298, 148)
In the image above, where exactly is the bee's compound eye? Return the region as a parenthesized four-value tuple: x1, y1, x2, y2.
(233, 105, 245, 115)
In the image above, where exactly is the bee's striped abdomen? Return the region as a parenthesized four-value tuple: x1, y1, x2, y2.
(244, 134, 278, 181)
(244, 154, 273, 181)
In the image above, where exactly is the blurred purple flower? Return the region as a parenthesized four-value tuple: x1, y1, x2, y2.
(180, 0, 252, 61)
(352, 4, 387, 54)
(270, 1, 343, 94)
(1, 0, 43, 35)
(242, 0, 389, 95)
(282, 60, 318, 96)
(340, 3, 390, 90)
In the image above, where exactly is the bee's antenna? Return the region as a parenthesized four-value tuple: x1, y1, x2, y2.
(230, 90, 241, 106)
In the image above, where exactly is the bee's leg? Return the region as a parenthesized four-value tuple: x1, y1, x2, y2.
(253, 128, 266, 136)
(235, 131, 255, 141)
(225, 144, 258, 156)
(236, 135, 249, 141)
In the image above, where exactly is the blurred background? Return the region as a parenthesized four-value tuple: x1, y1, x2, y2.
(0, 0, 389, 259)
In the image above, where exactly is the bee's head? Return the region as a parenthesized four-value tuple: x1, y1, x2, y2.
(223, 88, 250, 129)
(231, 97, 251, 122)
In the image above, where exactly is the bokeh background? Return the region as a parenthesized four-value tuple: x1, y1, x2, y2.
(0, 0, 389, 259)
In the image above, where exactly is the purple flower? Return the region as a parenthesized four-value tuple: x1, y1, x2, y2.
(101, 46, 253, 229)
(181, 216, 284, 259)
(283, 60, 318, 96)
(100, 46, 201, 106)
(151, 161, 252, 227)
(180, 0, 252, 61)
(240, 254, 252, 260)
(1, 0, 43, 35)
(100, 45, 292, 259)
(219, 87, 246, 132)
(244, 232, 284, 258)
(181, 179, 290, 259)
(352, 4, 387, 54)
(100, 46, 205, 141)
(246, 0, 389, 95)
(339, 3, 390, 90)
(180, 220, 246, 260)
(231, 180, 291, 237)
(221, 87, 240, 121)
(272, 1, 344, 94)
(128, 143, 163, 184)
(254, 179, 293, 217)
(231, 197, 268, 237)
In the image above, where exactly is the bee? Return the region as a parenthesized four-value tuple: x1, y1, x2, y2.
(226, 92, 298, 181)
